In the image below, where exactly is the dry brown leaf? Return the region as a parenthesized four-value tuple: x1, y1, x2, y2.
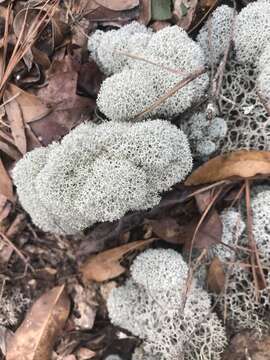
(3, 88, 27, 154)
(185, 150, 270, 186)
(81, 239, 154, 282)
(95, 0, 139, 11)
(5, 83, 51, 123)
(0, 157, 13, 201)
(138, 0, 151, 25)
(6, 285, 70, 360)
(173, 0, 198, 30)
(145, 218, 187, 244)
(207, 256, 225, 294)
(223, 331, 270, 360)
(33, 55, 95, 146)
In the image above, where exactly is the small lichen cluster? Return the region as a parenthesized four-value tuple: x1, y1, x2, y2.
(197, 5, 235, 65)
(180, 112, 227, 158)
(234, 1, 270, 65)
(88, 21, 153, 75)
(196, 2, 270, 153)
(13, 120, 192, 234)
(107, 249, 227, 360)
(0, 288, 30, 327)
(90, 25, 209, 122)
(211, 186, 270, 333)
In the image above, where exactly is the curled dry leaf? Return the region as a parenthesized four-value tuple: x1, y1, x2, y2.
(81, 239, 154, 282)
(207, 256, 225, 294)
(95, 0, 139, 11)
(6, 285, 70, 360)
(185, 150, 270, 186)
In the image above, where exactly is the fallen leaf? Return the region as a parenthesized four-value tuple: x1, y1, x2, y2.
(5, 83, 51, 123)
(192, 191, 223, 249)
(0, 129, 21, 160)
(3, 88, 27, 154)
(77, 60, 104, 98)
(95, 0, 139, 11)
(6, 285, 70, 360)
(151, 0, 172, 20)
(0, 157, 13, 200)
(81, 239, 154, 282)
(145, 218, 187, 244)
(173, 0, 198, 30)
(207, 256, 225, 294)
(223, 331, 270, 360)
(77, 347, 96, 360)
(33, 55, 95, 145)
(185, 150, 270, 186)
(138, 0, 151, 25)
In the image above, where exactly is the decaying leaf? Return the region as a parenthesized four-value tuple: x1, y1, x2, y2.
(0, 157, 13, 201)
(81, 239, 154, 282)
(207, 256, 225, 294)
(185, 150, 270, 185)
(173, 0, 198, 30)
(223, 331, 270, 360)
(145, 218, 187, 244)
(32, 55, 95, 145)
(3, 87, 27, 154)
(95, 0, 139, 11)
(138, 0, 151, 25)
(5, 83, 50, 123)
(6, 285, 70, 360)
(188, 191, 223, 249)
(151, 0, 172, 20)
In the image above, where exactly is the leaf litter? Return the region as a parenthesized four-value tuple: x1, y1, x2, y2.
(0, 0, 270, 359)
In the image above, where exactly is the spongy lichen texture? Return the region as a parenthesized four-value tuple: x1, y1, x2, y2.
(197, 5, 234, 65)
(107, 249, 227, 360)
(215, 186, 270, 333)
(218, 57, 270, 152)
(234, 1, 270, 65)
(88, 22, 153, 75)
(96, 25, 208, 122)
(257, 65, 270, 103)
(13, 120, 192, 235)
(213, 209, 245, 262)
(181, 112, 227, 158)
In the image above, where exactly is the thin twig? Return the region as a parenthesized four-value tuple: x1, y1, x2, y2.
(0, 232, 34, 272)
(133, 67, 206, 120)
(114, 50, 187, 76)
(212, 1, 237, 100)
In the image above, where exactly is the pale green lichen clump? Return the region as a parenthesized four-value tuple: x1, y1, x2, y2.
(108, 249, 227, 360)
(13, 120, 192, 235)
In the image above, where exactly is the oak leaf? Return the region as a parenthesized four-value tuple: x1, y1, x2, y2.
(207, 256, 225, 294)
(6, 285, 70, 360)
(185, 150, 270, 185)
(81, 239, 154, 282)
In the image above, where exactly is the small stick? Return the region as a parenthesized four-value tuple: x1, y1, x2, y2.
(114, 50, 186, 76)
(134, 67, 206, 120)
